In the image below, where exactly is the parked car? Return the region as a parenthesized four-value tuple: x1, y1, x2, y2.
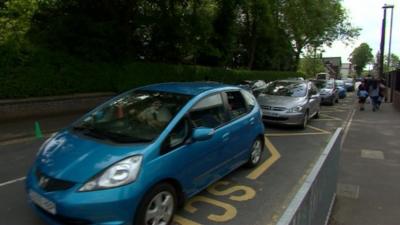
(257, 80, 320, 128)
(310, 79, 339, 105)
(335, 80, 347, 99)
(344, 78, 355, 91)
(287, 77, 305, 81)
(316, 72, 332, 80)
(236, 80, 268, 97)
(26, 82, 265, 225)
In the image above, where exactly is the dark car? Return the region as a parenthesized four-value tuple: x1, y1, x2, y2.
(344, 78, 355, 91)
(310, 79, 339, 105)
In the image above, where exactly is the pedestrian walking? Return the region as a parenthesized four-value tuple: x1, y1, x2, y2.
(357, 81, 368, 111)
(369, 79, 380, 111)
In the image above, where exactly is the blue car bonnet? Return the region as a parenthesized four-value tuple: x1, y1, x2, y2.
(36, 130, 149, 183)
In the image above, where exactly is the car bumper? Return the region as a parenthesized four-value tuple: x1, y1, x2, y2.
(345, 85, 354, 91)
(262, 110, 304, 125)
(320, 94, 335, 103)
(26, 168, 144, 225)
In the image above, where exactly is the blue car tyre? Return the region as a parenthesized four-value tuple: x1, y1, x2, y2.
(135, 183, 177, 225)
(246, 138, 264, 167)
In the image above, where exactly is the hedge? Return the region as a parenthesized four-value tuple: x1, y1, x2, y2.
(0, 48, 303, 99)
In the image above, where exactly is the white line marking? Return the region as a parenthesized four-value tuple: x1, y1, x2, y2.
(0, 177, 26, 188)
(341, 108, 356, 148)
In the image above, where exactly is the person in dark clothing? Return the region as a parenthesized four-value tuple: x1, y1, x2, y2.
(369, 79, 380, 111)
(357, 81, 369, 111)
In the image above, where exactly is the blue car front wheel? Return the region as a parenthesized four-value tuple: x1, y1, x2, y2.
(135, 183, 177, 225)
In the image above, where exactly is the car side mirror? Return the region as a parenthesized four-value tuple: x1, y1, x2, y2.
(192, 127, 215, 141)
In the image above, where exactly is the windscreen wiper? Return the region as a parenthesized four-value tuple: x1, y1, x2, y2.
(72, 125, 111, 140)
(73, 125, 150, 143)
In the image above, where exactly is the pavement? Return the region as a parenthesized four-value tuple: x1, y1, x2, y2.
(330, 102, 400, 225)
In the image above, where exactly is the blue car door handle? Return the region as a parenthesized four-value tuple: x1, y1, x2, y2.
(249, 117, 255, 125)
(222, 132, 230, 141)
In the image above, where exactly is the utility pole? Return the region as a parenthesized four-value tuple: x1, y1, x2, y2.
(379, 5, 387, 78)
(380, 4, 394, 78)
(387, 5, 395, 69)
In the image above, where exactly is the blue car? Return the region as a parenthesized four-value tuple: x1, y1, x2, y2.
(335, 80, 347, 99)
(26, 82, 265, 225)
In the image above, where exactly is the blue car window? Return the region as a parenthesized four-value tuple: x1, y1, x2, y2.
(161, 118, 190, 154)
(72, 90, 191, 143)
(226, 91, 248, 119)
(241, 90, 256, 111)
(190, 94, 229, 129)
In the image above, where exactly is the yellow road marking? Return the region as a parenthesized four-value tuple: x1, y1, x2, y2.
(184, 196, 237, 222)
(247, 137, 281, 180)
(173, 215, 202, 225)
(334, 106, 351, 110)
(265, 125, 331, 137)
(318, 114, 342, 121)
(207, 181, 256, 201)
(265, 132, 328, 137)
(306, 125, 330, 134)
(320, 109, 345, 113)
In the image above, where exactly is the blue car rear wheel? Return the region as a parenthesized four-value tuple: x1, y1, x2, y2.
(246, 138, 264, 168)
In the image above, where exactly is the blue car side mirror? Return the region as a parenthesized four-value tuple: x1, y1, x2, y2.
(192, 127, 215, 141)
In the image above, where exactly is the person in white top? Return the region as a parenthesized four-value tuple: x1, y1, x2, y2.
(138, 100, 172, 128)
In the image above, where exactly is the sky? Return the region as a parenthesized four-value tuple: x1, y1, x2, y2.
(323, 0, 399, 63)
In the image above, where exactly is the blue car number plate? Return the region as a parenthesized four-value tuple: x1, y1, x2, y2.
(29, 190, 56, 215)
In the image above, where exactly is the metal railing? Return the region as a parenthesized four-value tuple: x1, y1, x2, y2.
(276, 128, 342, 225)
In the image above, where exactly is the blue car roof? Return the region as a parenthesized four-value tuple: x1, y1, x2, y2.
(139, 82, 235, 96)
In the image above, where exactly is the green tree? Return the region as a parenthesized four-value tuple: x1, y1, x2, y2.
(278, 0, 359, 70)
(297, 47, 325, 78)
(384, 53, 400, 72)
(350, 43, 373, 76)
(0, 0, 38, 68)
(1, 0, 359, 73)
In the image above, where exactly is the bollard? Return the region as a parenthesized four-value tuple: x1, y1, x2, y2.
(35, 121, 43, 139)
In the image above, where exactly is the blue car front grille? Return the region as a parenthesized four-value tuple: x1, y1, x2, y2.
(35, 169, 75, 192)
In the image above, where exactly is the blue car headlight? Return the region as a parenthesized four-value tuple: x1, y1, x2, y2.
(287, 106, 303, 113)
(79, 155, 143, 192)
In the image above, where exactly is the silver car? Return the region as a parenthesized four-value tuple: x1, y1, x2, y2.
(257, 80, 321, 128)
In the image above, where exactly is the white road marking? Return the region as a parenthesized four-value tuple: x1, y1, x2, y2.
(361, 149, 385, 160)
(0, 177, 26, 188)
(341, 108, 356, 148)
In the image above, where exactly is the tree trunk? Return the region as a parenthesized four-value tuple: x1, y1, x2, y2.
(247, 13, 257, 70)
(293, 50, 301, 71)
(247, 33, 257, 69)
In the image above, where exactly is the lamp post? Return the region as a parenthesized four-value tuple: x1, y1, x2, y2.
(379, 4, 394, 78)
(387, 5, 395, 69)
